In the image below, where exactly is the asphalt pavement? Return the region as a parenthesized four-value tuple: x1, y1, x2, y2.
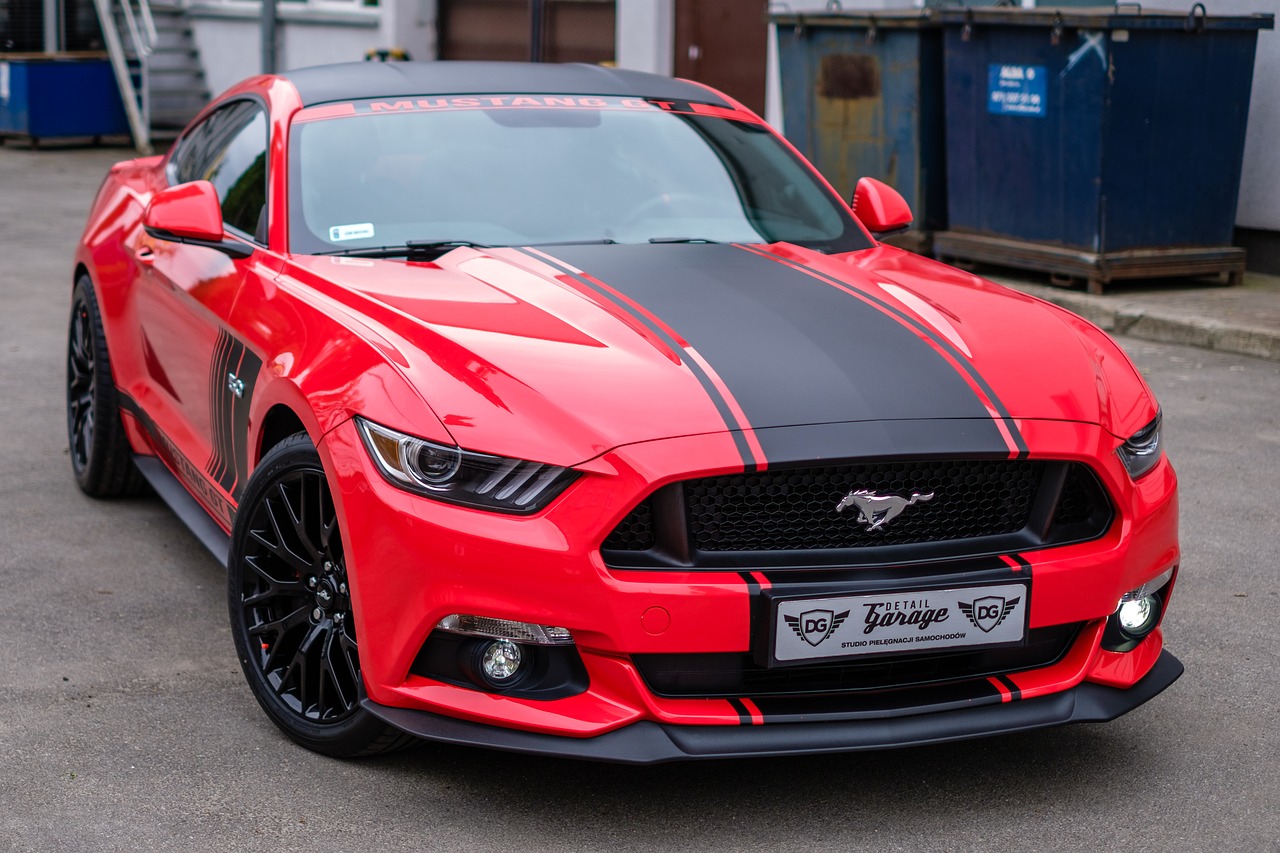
(1, 142, 1277, 852)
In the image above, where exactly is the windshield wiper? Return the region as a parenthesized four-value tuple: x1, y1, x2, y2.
(648, 237, 720, 244)
(316, 240, 490, 259)
(527, 238, 617, 247)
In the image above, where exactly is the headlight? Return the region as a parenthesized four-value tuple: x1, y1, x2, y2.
(355, 418, 577, 513)
(1117, 412, 1163, 479)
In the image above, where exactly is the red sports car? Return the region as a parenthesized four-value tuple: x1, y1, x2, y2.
(69, 61, 1181, 762)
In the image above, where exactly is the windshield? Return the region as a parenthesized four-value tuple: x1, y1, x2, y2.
(288, 95, 872, 255)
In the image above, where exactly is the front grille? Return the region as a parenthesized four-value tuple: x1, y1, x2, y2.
(634, 623, 1083, 698)
(602, 459, 1112, 568)
(687, 460, 1037, 551)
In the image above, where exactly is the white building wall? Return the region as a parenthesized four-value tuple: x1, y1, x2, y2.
(616, 0, 673, 75)
(279, 18, 385, 72)
(187, 1, 430, 99)
(1201, 0, 1278, 232)
(387, 0, 437, 63)
(188, 15, 262, 97)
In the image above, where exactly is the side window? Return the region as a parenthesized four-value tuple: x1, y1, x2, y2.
(170, 101, 269, 242)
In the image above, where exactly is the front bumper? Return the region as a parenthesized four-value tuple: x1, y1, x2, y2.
(363, 650, 1183, 764)
(319, 415, 1180, 753)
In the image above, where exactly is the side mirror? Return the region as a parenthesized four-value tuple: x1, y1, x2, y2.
(851, 177, 913, 239)
(143, 181, 253, 259)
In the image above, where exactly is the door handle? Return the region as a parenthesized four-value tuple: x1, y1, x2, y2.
(135, 245, 156, 264)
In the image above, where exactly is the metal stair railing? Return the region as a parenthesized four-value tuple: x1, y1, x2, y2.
(92, 0, 158, 154)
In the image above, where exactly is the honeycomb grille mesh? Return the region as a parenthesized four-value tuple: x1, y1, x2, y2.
(602, 498, 655, 551)
(684, 460, 1042, 551)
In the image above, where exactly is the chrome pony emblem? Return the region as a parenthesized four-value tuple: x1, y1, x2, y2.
(836, 489, 935, 531)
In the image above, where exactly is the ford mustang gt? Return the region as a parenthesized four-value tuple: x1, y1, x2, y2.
(68, 61, 1181, 762)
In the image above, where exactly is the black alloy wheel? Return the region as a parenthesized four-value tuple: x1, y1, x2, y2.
(229, 433, 414, 757)
(66, 275, 144, 497)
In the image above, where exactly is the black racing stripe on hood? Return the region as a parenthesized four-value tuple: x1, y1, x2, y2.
(745, 246, 1029, 457)
(515, 246, 760, 470)
(750, 419, 1016, 466)
(542, 243, 1006, 444)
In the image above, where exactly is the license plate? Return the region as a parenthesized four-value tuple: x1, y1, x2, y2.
(771, 582, 1029, 665)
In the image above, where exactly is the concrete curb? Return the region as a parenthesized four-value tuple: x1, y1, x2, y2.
(993, 280, 1280, 363)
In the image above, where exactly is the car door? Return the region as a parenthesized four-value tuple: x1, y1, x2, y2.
(131, 100, 270, 523)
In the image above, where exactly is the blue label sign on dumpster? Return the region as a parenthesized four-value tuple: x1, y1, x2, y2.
(987, 64, 1046, 117)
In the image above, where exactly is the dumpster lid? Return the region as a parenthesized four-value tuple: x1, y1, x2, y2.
(933, 6, 1273, 32)
(770, 9, 939, 30)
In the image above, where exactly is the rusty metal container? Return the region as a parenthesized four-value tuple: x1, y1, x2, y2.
(933, 5, 1273, 293)
(772, 10, 944, 254)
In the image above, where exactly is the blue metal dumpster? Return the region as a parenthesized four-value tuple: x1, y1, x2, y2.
(772, 10, 944, 254)
(932, 6, 1273, 293)
(0, 55, 129, 145)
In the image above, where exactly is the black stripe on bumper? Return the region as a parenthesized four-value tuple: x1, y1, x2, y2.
(362, 650, 1183, 764)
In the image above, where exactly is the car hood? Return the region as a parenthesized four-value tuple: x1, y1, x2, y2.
(288, 243, 1149, 466)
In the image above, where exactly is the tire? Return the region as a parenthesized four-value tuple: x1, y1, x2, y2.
(228, 433, 415, 757)
(66, 275, 145, 497)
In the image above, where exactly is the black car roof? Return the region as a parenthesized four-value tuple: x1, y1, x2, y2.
(282, 61, 730, 108)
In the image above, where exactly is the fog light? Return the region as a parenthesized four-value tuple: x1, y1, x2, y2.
(1103, 566, 1176, 652)
(1117, 595, 1159, 634)
(481, 640, 523, 683)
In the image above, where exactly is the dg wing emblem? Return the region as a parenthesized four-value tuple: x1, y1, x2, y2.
(785, 609, 851, 647)
(959, 596, 1021, 633)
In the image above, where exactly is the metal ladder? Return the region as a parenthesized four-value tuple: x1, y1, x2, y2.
(92, 0, 210, 153)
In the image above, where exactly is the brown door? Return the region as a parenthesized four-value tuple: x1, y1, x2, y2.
(439, 0, 532, 61)
(439, 0, 615, 64)
(674, 0, 768, 114)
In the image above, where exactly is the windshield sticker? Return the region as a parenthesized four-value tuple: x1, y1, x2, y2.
(329, 223, 375, 242)
(293, 95, 762, 125)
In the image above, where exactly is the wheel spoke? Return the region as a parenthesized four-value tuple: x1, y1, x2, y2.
(278, 480, 322, 561)
(70, 392, 92, 417)
(70, 314, 90, 364)
(318, 476, 337, 550)
(79, 413, 94, 459)
(242, 583, 303, 607)
(320, 517, 337, 551)
(246, 601, 309, 639)
(279, 622, 325, 708)
(248, 527, 312, 574)
(336, 630, 360, 693)
(251, 491, 314, 573)
(68, 362, 91, 390)
(320, 639, 351, 716)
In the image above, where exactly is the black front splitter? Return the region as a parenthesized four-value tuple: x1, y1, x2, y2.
(362, 650, 1183, 765)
